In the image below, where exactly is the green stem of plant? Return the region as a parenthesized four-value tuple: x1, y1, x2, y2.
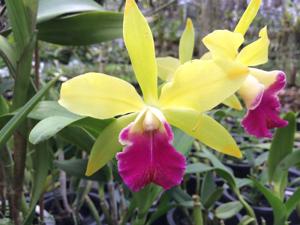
(85, 195, 103, 225)
(192, 195, 204, 225)
(237, 192, 257, 225)
(133, 212, 147, 225)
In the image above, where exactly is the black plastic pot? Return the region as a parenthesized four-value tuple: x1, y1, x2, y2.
(224, 161, 251, 178)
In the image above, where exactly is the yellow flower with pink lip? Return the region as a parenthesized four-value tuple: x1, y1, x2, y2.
(58, 0, 248, 192)
(158, 0, 288, 138)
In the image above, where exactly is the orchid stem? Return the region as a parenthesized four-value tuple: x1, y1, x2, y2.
(192, 195, 203, 225)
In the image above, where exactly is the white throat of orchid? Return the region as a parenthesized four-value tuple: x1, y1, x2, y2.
(130, 106, 167, 133)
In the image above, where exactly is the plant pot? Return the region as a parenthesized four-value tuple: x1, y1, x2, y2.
(224, 161, 251, 178)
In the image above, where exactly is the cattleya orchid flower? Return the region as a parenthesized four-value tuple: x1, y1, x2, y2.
(158, 0, 287, 139)
(202, 0, 288, 138)
(58, 0, 249, 192)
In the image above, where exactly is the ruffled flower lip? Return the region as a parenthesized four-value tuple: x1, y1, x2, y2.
(242, 72, 288, 138)
(116, 109, 186, 192)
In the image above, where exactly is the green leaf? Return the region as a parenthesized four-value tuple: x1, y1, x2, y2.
(215, 201, 243, 219)
(37, 11, 123, 45)
(238, 215, 255, 225)
(0, 96, 9, 115)
(29, 101, 78, 120)
(86, 113, 136, 176)
(5, 0, 31, 53)
(252, 179, 287, 225)
(133, 184, 162, 215)
(275, 150, 300, 174)
(285, 188, 300, 217)
(185, 163, 213, 174)
(29, 115, 80, 144)
(268, 112, 296, 182)
(37, 0, 103, 23)
(173, 127, 194, 155)
(24, 143, 53, 225)
(168, 186, 193, 206)
(0, 77, 58, 150)
(203, 187, 224, 209)
(146, 194, 173, 225)
(54, 159, 110, 182)
(58, 126, 94, 151)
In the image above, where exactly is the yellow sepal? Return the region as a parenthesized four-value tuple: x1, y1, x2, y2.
(236, 27, 269, 66)
(157, 57, 180, 81)
(163, 108, 242, 158)
(202, 30, 244, 60)
(179, 18, 195, 64)
(223, 95, 243, 111)
(123, 0, 158, 104)
(234, 0, 262, 36)
(59, 73, 144, 119)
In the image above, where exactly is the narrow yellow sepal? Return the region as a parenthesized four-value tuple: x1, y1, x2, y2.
(59, 73, 144, 119)
(236, 27, 269, 67)
(223, 95, 243, 111)
(123, 0, 158, 104)
(157, 57, 180, 81)
(163, 108, 242, 158)
(179, 18, 195, 64)
(234, 0, 262, 36)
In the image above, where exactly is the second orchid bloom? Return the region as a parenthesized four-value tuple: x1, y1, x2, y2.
(58, 0, 248, 191)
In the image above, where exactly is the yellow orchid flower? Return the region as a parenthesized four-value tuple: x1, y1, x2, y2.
(58, 0, 248, 192)
(201, 0, 288, 138)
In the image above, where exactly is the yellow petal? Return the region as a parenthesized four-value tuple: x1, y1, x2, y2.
(234, 0, 262, 36)
(238, 75, 265, 109)
(223, 94, 243, 110)
(86, 113, 137, 176)
(249, 68, 281, 87)
(202, 30, 244, 59)
(123, 0, 158, 104)
(163, 108, 242, 158)
(159, 59, 248, 113)
(59, 73, 144, 119)
(179, 18, 195, 64)
(200, 52, 212, 60)
(236, 27, 269, 66)
(157, 57, 180, 81)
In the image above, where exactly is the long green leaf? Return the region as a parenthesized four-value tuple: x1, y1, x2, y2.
(29, 115, 80, 144)
(285, 188, 300, 217)
(252, 179, 287, 225)
(58, 126, 94, 151)
(37, 0, 103, 23)
(215, 201, 243, 219)
(23, 143, 53, 225)
(173, 127, 194, 155)
(37, 11, 123, 45)
(5, 0, 31, 53)
(275, 150, 300, 172)
(0, 77, 59, 149)
(268, 112, 296, 182)
(54, 159, 110, 182)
